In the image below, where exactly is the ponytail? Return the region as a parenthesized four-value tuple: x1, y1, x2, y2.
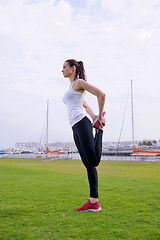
(65, 59, 86, 81)
(77, 61, 86, 80)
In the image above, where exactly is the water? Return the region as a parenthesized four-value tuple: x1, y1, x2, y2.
(1, 152, 160, 162)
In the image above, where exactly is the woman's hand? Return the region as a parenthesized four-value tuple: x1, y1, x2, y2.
(99, 116, 106, 129)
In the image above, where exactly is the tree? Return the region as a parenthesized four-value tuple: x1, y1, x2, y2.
(146, 141, 152, 146)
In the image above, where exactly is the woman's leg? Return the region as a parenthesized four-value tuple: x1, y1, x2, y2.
(73, 131, 98, 198)
(94, 129, 103, 166)
(86, 167, 98, 198)
(72, 117, 103, 198)
(73, 117, 103, 168)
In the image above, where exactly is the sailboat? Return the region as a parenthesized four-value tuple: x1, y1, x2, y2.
(41, 100, 64, 155)
(46, 148, 64, 154)
(130, 80, 160, 156)
(132, 147, 160, 155)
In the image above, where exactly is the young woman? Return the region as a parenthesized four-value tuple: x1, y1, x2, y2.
(62, 59, 106, 212)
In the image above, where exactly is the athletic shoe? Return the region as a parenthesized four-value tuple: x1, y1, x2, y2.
(92, 111, 106, 129)
(76, 200, 102, 212)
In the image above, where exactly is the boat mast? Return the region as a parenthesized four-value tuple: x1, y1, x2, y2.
(46, 100, 49, 149)
(131, 80, 134, 146)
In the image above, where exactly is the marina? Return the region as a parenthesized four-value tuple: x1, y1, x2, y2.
(1, 148, 160, 162)
(1, 81, 160, 162)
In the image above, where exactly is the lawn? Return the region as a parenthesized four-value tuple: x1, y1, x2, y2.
(0, 158, 160, 240)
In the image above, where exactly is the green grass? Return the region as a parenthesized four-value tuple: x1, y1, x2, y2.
(0, 158, 160, 240)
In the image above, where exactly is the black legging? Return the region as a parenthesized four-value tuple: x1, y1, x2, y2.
(72, 116, 103, 198)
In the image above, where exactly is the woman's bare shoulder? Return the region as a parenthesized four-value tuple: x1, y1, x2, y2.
(77, 79, 105, 96)
(76, 78, 86, 84)
(76, 78, 90, 88)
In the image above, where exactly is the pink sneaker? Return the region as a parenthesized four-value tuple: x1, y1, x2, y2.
(76, 200, 102, 212)
(92, 111, 106, 129)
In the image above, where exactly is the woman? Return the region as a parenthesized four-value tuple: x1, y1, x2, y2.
(62, 59, 106, 212)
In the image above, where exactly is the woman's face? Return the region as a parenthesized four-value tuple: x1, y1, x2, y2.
(62, 61, 73, 78)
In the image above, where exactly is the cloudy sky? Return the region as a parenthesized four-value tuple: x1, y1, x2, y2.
(0, 0, 160, 148)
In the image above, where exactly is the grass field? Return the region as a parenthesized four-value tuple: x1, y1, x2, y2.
(0, 158, 160, 240)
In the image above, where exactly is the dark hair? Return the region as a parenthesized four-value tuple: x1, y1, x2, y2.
(65, 59, 86, 81)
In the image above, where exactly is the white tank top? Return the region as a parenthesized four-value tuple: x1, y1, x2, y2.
(63, 86, 86, 127)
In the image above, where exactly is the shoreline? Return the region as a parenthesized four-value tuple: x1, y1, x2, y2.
(1, 152, 160, 162)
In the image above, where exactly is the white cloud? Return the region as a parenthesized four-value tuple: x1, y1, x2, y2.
(101, 0, 127, 13)
(55, 0, 73, 25)
(0, 0, 160, 147)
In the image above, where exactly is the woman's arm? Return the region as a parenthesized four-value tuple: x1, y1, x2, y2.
(74, 79, 106, 127)
(83, 101, 97, 121)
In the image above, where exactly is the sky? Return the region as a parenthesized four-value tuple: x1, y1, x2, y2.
(0, 0, 160, 148)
